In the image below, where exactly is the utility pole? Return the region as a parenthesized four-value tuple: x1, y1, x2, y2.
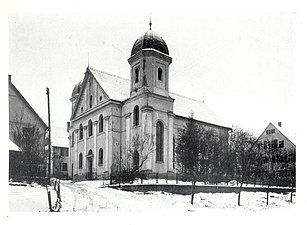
(46, 87, 52, 184)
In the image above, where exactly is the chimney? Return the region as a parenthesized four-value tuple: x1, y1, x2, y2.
(8, 74, 12, 83)
(278, 122, 282, 127)
(67, 122, 70, 132)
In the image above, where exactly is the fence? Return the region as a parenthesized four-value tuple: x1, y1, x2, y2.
(46, 178, 62, 212)
(107, 170, 295, 188)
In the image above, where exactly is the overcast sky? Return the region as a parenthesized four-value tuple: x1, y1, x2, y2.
(7, 2, 297, 137)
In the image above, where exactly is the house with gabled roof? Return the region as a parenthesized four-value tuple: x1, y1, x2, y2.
(255, 122, 296, 186)
(68, 25, 231, 181)
(8, 75, 48, 179)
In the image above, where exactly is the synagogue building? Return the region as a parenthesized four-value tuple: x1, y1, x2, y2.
(68, 25, 231, 180)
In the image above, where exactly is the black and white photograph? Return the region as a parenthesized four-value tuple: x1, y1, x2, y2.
(2, 0, 306, 224)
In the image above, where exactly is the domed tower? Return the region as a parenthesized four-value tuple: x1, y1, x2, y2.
(128, 22, 172, 97)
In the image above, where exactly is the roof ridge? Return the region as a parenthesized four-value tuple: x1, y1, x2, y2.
(170, 92, 204, 103)
(89, 66, 129, 81)
(89, 67, 206, 104)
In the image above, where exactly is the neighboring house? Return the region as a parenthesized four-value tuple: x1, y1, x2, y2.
(51, 126, 69, 179)
(68, 25, 231, 181)
(8, 75, 48, 179)
(255, 122, 296, 186)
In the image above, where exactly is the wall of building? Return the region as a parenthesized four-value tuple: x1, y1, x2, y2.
(9, 82, 47, 144)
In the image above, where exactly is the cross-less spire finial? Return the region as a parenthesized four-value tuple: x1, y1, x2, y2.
(149, 13, 152, 30)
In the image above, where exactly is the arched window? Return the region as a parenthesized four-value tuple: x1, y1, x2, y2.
(156, 121, 164, 162)
(133, 105, 139, 126)
(89, 95, 93, 108)
(99, 114, 103, 133)
(135, 68, 139, 83)
(158, 68, 163, 81)
(99, 148, 103, 165)
(173, 136, 176, 169)
(133, 151, 139, 171)
(79, 124, 83, 140)
(79, 153, 83, 169)
(88, 119, 93, 137)
(88, 149, 93, 155)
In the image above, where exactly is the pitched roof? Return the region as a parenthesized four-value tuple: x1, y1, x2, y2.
(9, 139, 22, 152)
(89, 67, 130, 101)
(76, 67, 230, 129)
(170, 93, 229, 128)
(9, 80, 48, 129)
(271, 123, 296, 145)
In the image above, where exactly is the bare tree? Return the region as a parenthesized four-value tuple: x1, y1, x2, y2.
(111, 133, 154, 184)
(10, 108, 47, 179)
(229, 126, 256, 206)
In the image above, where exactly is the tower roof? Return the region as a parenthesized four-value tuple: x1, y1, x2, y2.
(131, 30, 169, 56)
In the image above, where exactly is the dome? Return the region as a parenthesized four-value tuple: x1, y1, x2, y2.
(71, 81, 82, 98)
(131, 30, 169, 56)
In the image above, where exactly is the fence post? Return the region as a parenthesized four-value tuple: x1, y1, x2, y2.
(156, 173, 158, 184)
(166, 172, 168, 184)
(47, 191, 52, 212)
(57, 182, 61, 201)
(176, 173, 178, 184)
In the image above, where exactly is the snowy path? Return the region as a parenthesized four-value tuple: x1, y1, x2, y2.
(9, 180, 296, 212)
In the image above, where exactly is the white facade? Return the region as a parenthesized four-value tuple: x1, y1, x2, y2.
(68, 28, 231, 181)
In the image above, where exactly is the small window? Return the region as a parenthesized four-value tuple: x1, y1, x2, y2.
(158, 68, 163, 81)
(89, 95, 93, 108)
(272, 139, 278, 149)
(61, 148, 68, 156)
(264, 141, 267, 150)
(135, 68, 139, 83)
(62, 163, 68, 171)
(79, 124, 83, 140)
(133, 105, 139, 126)
(71, 131, 74, 147)
(88, 119, 93, 137)
(156, 121, 164, 162)
(81, 107, 83, 112)
(99, 148, 103, 165)
(279, 140, 284, 148)
(99, 96, 102, 102)
(99, 114, 104, 132)
(79, 153, 83, 169)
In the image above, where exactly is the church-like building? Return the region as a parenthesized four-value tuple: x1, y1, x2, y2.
(67, 25, 231, 181)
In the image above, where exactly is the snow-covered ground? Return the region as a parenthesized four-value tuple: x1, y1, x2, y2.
(8, 180, 295, 212)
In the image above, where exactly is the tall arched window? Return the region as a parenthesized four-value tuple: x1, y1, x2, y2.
(158, 68, 163, 81)
(79, 153, 83, 169)
(135, 68, 139, 83)
(156, 121, 164, 162)
(89, 95, 93, 108)
(133, 151, 139, 171)
(88, 119, 93, 137)
(99, 148, 103, 165)
(133, 105, 139, 126)
(79, 124, 83, 140)
(99, 114, 104, 133)
(173, 136, 176, 169)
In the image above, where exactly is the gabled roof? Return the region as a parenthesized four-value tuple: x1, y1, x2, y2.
(271, 122, 296, 146)
(9, 79, 47, 129)
(72, 67, 230, 129)
(9, 139, 22, 152)
(257, 122, 296, 147)
(170, 93, 229, 128)
(89, 67, 130, 101)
